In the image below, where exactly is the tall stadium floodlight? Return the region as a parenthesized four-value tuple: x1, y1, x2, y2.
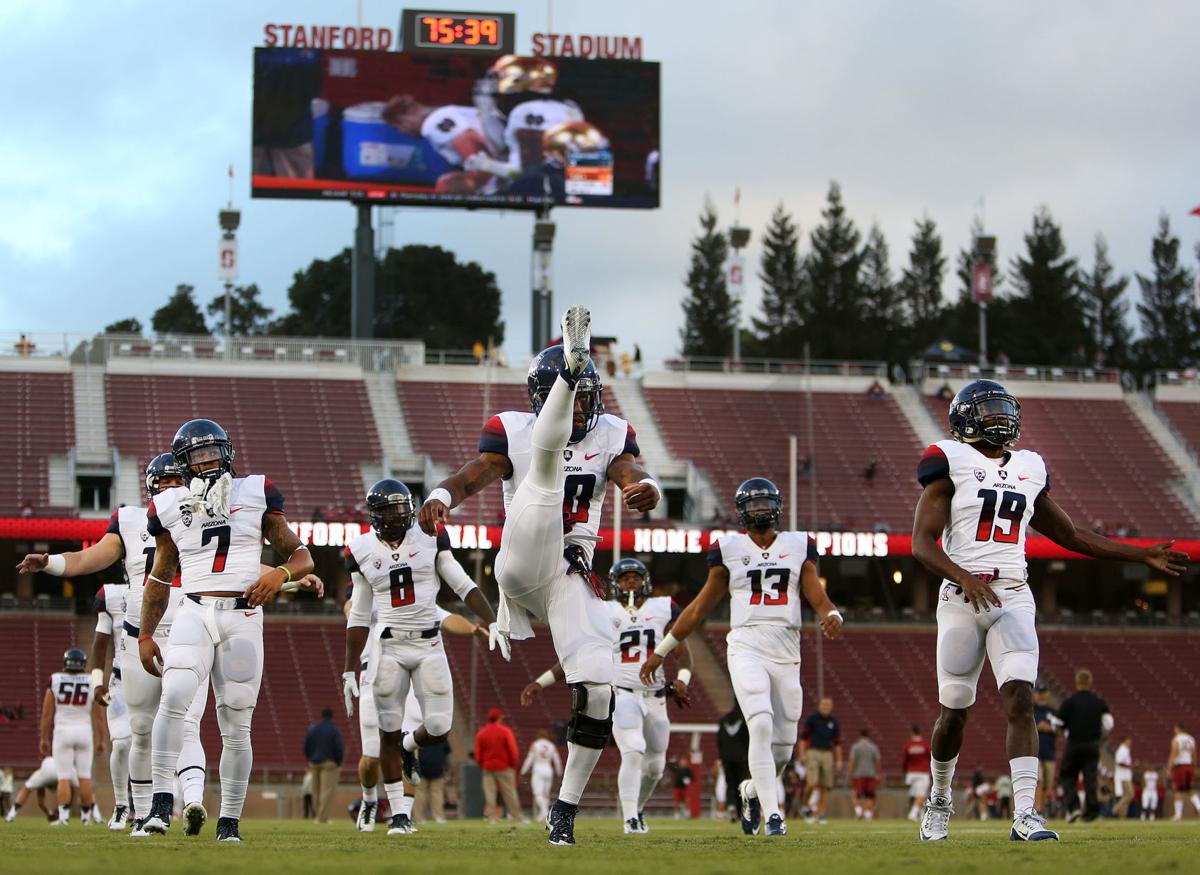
(973, 235, 996, 365)
(531, 217, 556, 353)
(352, 205, 376, 339)
(728, 225, 751, 362)
(218, 201, 241, 357)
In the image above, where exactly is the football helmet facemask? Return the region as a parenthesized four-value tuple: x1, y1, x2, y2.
(949, 379, 1021, 447)
(609, 557, 652, 608)
(367, 479, 416, 543)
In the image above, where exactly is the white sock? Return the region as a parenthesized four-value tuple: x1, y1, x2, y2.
(402, 733, 419, 753)
(81, 807, 91, 824)
(529, 375, 577, 490)
(179, 767, 205, 808)
(1009, 756, 1038, 815)
(216, 704, 253, 820)
(931, 755, 958, 799)
(747, 713, 781, 820)
(152, 669, 198, 795)
(1191, 793, 1200, 813)
(560, 743, 603, 805)
(1175, 799, 1184, 818)
(58, 805, 69, 822)
(618, 750, 644, 821)
(384, 781, 405, 815)
(854, 805, 863, 817)
(638, 752, 666, 813)
(362, 785, 377, 804)
(110, 736, 130, 807)
(400, 793, 415, 817)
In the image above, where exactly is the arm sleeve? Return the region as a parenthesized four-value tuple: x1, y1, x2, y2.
(917, 444, 950, 486)
(263, 478, 285, 514)
(146, 499, 166, 537)
(435, 551, 480, 601)
(347, 572, 373, 628)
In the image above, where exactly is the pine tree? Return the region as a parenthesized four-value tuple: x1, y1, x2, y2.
(752, 203, 805, 356)
(859, 224, 905, 364)
(680, 199, 735, 357)
(900, 216, 947, 360)
(1135, 214, 1197, 369)
(804, 182, 864, 359)
(151, 284, 207, 335)
(1079, 235, 1132, 369)
(1006, 207, 1086, 365)
(206, 284, 273, 336)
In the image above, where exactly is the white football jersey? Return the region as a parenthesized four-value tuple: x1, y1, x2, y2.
(481, 411, 640, 564)
(108, 505, 185, 631)
(1144, 769, 1159, 789)
(917, 440, 1050, 581)
(148, 475, 283, 595)
(524, 738, 561, 774)
(94, 583, 129, 668)
(49, 672, 94, 727)
(712, 531, 818, 663)
(502, 98, 583, 170)
(608, 596, 678, 690)
(1175, 732, 1196, 765)
(421, 105, 485, 167)
(345, 525, 474, 632)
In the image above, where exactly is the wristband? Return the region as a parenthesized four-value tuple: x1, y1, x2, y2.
(826, 609, 843, 622)
(535, 670, 557, 689)
(675, 668, 692, 686)
(426, 487, 453, 508)
(277, 565, 293, 583)
(654, 632, 681, 658)
(91, 668, 105, 688)
(138, 634, 153, 643)
(45, 554, 67, 576)
(147, 574, 171, 587)
(638, 477, 661, 495)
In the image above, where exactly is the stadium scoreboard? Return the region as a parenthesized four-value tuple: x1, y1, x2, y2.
(399, 9, 515, 54)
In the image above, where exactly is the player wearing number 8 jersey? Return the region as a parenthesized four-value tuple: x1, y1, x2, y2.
(138, 419, 314, 843)
(642, 478, 843, 839)
(913, 380, 1188, 843)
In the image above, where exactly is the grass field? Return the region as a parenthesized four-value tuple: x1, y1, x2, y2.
(3, 817, 1197, 875)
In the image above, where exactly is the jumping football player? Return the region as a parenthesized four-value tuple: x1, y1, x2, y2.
(641, 477, 844, 838)
(420, 305, 660, 846)
(521, 557, 693, 834)
(40, 647, 101, 825)
(912, 379, 1187, 842)
(138, 419, 315, 843)
(343, 479, 508, 836)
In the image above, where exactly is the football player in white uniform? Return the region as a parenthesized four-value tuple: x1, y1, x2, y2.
(519, 733, 563, 824)
(92, 582, 133, 829)
(1169, 723, 1199, 819)
(3, 755, 78, 822)
(521, 557, 693, 834)
(912, 380, 1187, 842)
(420, 305, 660, 846)
(343, 479, 508, 836)
(138, 419, 315, 843)
(642, 477, 843, 838)
(40, 647, 101, 825)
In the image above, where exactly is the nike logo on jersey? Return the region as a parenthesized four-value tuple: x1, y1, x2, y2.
(243, 612, 256, 617)
(1018, 474, 1030, 481)
(409, 551, 420, 557)
(779, 554, 789, 559)
(229, 507, 244, 513)
(584, 453, 600, 460)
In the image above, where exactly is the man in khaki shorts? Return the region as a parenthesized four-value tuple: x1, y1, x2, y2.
(801, 697, 842, 824)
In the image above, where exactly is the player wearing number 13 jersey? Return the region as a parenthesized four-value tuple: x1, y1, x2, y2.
(912, 380, 1188, 844)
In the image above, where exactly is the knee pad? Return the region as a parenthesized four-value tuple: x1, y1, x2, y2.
(129, 710, 154, 738)
(939, 626, 983, 676)
(164, 642, 207, 678)
(644, 750, 666, 781)
(939, 682, 977, 710)
(216, 704, 254, 750)
(423, 711, 452, 738)
(218, 682, 258, 711)
(566, 682, 612, 750)
(160, 670, 200, 717)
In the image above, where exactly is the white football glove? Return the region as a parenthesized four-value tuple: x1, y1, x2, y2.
(342, 671, 359, 718)
(487, 622, 511, 661)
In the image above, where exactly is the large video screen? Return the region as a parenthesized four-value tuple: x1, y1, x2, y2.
(252, 48, 660, 209)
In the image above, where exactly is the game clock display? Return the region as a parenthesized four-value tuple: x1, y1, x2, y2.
(400, 9, 515, 54)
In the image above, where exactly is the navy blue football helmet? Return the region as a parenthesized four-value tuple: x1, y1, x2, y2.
(172, 419, 235, 481)
(63, 647, 87, 673)
(144, 452, 186, 499)
(609, 557, 652, 603)
(367, 479, 415, 542)
(527, 345, 604, 443)
(735, 477, 782, 530)
(949, 380, 1021, 446)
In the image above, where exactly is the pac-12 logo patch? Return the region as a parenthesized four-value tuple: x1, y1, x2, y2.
(973, 468, 985, 482)
(140, 530, 149, 541)
(563, 449, 573, 461)
(999, 469, 1008, 480)
(373, 558, 382, 570)
(742, 556, 750, 565)
(180, 508, 193, 528)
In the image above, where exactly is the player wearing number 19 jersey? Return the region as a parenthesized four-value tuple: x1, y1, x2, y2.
(912, 380, 1188, 843)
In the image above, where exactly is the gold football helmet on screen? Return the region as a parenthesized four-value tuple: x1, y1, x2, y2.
(542, 121, 609, 164)
(489, 55, 558, 95)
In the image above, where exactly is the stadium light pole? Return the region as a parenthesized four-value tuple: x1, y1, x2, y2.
(805, 342, 824, 700)
(728, 225, 750, 362)
(973, 235, 996, 366)
(531, 211, 556, 353)
(218, 203, 240, 358)
(352, 204, 376, 339)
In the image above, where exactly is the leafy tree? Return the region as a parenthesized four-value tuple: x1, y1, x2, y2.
(270, 249, 353, 337)
(206, 284, 273, 336)
(804, 182, 864, 359)
(899, 216, 947, 360)
(103, 317, 142, 334)
(859, 224, 905, 364)
(151, 284, 207, 335)
(752, 204, 805, 356)
(680, 199, 735, 357)
(1079, 235, 1132, 369)
(1135, 214, 1197, 370)
(1006, 207, 1086, 365)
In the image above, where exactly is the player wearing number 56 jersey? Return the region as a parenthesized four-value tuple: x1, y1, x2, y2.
(913, 380, 1188, 844)
(41, 648, 101, 825)
(138, 419, 314, 844)
(643, 478, 843, 839)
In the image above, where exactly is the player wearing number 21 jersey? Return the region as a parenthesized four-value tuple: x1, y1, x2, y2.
(642, 477, 843, 839)
(912, 380, 1187, 844)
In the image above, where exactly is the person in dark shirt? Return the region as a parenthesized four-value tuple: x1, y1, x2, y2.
(1057, 669, 1112, 822)
(669, 756, 695, 818)
(303, 708, 345, 824)
(801, 697, 843, 824)
(716, 704, 750, 822)
(1033, 683, 1059, 812)
(413, 741, 450, 823)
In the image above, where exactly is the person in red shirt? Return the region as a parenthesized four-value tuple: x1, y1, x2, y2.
(902, 725, 932, 822)
(474, 708, 525, 823)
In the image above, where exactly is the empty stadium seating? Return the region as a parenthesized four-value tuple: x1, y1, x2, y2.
(0, 614, 80, 769)
(1156, 400, 1200, 464)
(0, 371, 74, 515)
(925, 394, 1195, 538)
(644, 388, 920, 529)
(105, 374, 381, 516)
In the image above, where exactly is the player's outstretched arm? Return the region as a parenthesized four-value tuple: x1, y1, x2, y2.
(39, 688, 54, 757)
(419, 452, 511, 534)
(912, 478, 1002, 612)
(245, 514, 315, 608)
(608, 454, 660, 513)
(440, 612, 488, 641)
(521, 663, 565, 706)
(640, 566, 729, 685)
(800, 559, 844, 640)
(16, 532, 123, 577)
(138, 533, 179, 677)
(1031, 493, 1189, 575)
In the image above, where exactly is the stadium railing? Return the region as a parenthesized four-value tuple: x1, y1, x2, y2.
(93, 332, 425, 371)
(664, 356, 887, 376)
(920, 362, 1122, 384)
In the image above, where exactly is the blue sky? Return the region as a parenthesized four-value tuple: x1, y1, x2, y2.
(1, 0, 1197, 364)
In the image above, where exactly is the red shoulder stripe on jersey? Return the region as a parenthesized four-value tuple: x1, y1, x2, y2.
(263, 477, 285, 514)
(917, 445, 950, 487)
(622, 423, 641, 458)
(435, 522, 452, 553)
(806, 535, 819, 564)
(105, 509, 121, 536)
(146, 498, 166, 537)
(478, 415, 509, 457)
(706, 542, 724, 568)
(669, 599, 682, 622)
(344, 544, 360, 574)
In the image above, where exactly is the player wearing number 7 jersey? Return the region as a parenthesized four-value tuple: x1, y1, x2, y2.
(137, 419, 314, 843)
(642, 478, 843, 839)
(913, 380, 1188, 844)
